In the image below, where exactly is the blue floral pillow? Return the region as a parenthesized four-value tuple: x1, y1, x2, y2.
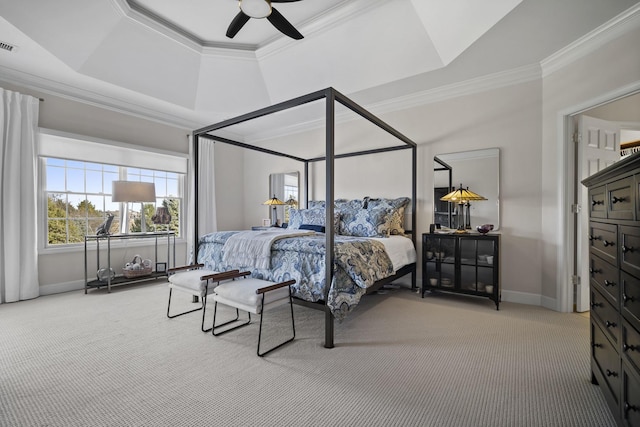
(307, 199, 363, 210)
(335, 199, 364, 210)
(339, 207, 392, 238)
(288, 208, 339, 231)
(365, 197, 410, 235)
(307, 200, 325, 209)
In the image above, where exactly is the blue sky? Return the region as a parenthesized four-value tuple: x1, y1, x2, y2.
(46, 158, 179, 214)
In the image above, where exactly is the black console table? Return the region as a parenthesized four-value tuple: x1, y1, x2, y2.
(422, 232, 500, 309)
(84, 232, 175, 293)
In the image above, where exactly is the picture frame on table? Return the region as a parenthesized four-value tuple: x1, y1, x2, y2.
(155, 262, 167, 273)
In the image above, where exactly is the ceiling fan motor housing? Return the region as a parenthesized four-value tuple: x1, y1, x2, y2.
(240, 0, 272, 19)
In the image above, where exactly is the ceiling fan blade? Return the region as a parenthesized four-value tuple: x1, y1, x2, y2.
(226, 11, 251, 38)
(267, 7, 303, 40)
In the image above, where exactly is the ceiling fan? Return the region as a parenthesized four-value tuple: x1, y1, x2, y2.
(227, 0, 304, 40)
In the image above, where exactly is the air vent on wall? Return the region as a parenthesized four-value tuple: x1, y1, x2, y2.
(0, 41, 17, 52)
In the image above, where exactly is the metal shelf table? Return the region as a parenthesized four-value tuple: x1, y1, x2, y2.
(84, 232, 176, 293)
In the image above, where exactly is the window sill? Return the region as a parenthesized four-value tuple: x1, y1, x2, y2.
(40, 237, 186, 255)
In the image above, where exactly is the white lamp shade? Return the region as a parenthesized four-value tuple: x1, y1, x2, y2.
(112, 181, 156, 202)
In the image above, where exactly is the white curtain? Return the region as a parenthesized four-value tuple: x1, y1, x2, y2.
(0, 88, 40, 303)
(187, 137, 217, 260)
(197, 138, 218, 235)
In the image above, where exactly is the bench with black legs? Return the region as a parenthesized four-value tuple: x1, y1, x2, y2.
(166, 264, 240, 332)
(211, 271, 297, 357)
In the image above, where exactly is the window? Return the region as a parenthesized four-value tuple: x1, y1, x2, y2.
(39, 130, 188, 247)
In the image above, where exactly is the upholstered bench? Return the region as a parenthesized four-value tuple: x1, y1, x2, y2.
(212, 274, 296, 357)
(166, 264, 240, 332)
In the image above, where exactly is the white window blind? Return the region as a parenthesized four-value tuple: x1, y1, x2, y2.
(38, 129, 188, 174)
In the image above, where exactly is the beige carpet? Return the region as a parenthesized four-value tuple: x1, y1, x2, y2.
(0, 281, 614, 427)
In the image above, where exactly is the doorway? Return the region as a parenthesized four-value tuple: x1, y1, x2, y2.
(569, 91, 640, 312)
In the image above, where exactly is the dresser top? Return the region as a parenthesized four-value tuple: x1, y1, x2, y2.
(582, 151, 640, 187)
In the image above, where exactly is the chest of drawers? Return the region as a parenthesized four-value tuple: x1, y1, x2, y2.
(582, 152, 640, 426)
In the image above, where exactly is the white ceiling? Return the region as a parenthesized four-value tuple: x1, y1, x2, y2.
(0, 0, 638, 129)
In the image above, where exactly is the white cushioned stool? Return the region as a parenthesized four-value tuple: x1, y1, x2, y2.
(166, 264, 239, 332)
(212, 273, 296, 357)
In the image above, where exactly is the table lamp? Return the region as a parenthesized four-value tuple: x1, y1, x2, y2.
(112, 181, 156, 233)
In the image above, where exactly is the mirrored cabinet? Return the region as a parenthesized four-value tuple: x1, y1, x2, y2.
(422, 233, 500, 309)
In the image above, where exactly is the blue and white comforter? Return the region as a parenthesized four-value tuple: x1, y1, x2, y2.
(197, 231, 394, 320)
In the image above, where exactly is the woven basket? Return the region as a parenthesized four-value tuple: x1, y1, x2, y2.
(122, 255, 152, 278)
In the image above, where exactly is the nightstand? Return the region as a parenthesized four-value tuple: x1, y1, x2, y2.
(422, 232, 500, 309)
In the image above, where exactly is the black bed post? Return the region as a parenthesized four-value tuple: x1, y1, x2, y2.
(324, 88, 336, 349)
(412, 145, 417, 290)
(304, 161, 309, 208)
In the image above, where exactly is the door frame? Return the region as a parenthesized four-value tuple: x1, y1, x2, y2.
(559, 82, 640, 313)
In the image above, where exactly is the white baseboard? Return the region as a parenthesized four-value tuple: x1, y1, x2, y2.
(541, 295, 560, 312)
(501, 289, 544, 307)
(40, 278, 167, 296)
(40, 280, 85, 296)
(43, 278, 559, 312)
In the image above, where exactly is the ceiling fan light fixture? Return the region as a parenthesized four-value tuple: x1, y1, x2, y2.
(240, 0, 272, 19)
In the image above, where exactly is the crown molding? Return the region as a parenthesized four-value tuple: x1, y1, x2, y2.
(0, 65, 205, 130)
(118, 0, 360, 55)
(368, 64, 541, 117)
(4, 2, 638, 142)
(242, 64, 542, 143)
(122, 0, 256, 52)
(256, 0, 385, 60)
(541, 3, 640, 78)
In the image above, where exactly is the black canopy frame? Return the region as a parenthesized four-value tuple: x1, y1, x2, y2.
(192, 87, 417, 348)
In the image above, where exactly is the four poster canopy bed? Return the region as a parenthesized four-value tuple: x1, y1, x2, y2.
(192, 87, 417, 348)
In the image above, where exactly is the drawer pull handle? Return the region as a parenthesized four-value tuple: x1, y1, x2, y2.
(591, 302, 603, 309)
(606, 369, 619, 377)
(604, 280, 616, 287)
(605, 320, 617, 328)
(592, 200, 604, 206)
(624, 343, 637, 352)
(622, 245, 635, 254)
(626, 402, 639, 414)
(589, 268, 602, 275)
(602, 240, 614, 247)
(624, 293, 635, 303)
(612, 196, 626, 204)
(592, 342, 603, 348)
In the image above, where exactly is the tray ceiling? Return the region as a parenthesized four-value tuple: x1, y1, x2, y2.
(0, 0, 637, 129)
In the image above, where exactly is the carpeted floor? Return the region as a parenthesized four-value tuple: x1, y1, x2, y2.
(0, 281, 615, 427)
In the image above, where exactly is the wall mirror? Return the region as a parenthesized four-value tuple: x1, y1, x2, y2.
(433, 148, 500, 230)
(269, 172, 299, 226)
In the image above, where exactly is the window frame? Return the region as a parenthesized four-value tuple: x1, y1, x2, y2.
(38, 129, 189, 253)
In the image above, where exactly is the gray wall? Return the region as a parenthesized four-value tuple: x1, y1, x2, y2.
(3, 18, 639, 307)
(235, 25, 640, 310)
(0, 81, 199, 295)
(239, 80, 542, 303)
